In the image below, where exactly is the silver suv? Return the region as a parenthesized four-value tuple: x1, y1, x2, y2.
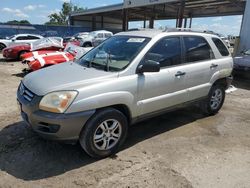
(17, 29, 233, 158)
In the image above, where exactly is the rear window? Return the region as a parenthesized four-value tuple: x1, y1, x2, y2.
(212, 38, 230, 56)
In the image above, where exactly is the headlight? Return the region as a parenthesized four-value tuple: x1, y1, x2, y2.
(39, 91, 78, 113)
(8, 49, 13, 52)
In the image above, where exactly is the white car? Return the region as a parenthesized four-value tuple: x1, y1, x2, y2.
(80, 30, 113, 47)
(73, 32, 89, 40)
(0, 34, 43, 51)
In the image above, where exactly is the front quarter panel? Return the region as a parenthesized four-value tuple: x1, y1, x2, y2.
(66, 75, 139, 118)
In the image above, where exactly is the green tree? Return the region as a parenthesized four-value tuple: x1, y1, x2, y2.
(45, 2, 87, 25)
(5, 20, 31, 25)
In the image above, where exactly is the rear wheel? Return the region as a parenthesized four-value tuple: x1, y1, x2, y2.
(79, 108, 128, 158)
(0, 43, 6, 51)
(201, 84, 225, 116)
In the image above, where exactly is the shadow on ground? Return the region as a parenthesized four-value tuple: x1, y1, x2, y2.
(0, 107, 204, 181)
(0, 58, 17, 63)
(11, 72, 28, 78)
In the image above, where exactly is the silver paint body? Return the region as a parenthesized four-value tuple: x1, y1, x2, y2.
(21, 30, 233, 140)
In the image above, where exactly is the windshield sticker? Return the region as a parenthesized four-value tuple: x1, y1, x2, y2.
(127, 38, 145, 43)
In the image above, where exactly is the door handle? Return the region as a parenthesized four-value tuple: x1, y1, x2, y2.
(210, 64, 218, 69)
(175, 71, 186, 77)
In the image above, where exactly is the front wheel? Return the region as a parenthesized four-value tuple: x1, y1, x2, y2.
(79, 108, 128, 158)
(201, 85, 225, 116)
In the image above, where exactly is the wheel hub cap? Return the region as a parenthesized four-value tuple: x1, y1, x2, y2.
(93, 119, 122, 151)
(210, 88, 223, 110)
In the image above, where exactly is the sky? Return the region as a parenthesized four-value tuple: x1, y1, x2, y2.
(0, 0, 243, 36)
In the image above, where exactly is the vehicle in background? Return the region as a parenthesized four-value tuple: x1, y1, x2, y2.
(72, 32, 89, 40)
(3, 37, 64, 60)
(21, 43, 92, 71)
(80, 30, 113, 47)
(220, 36, 231, 48)
(0, 34, 43, 51)
(17, 29, 233, 158)
(63, 37, 81, 47)
(233, 49, 250, 79)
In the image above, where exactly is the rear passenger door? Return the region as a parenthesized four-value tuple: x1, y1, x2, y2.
(181, 36, 217, 101)
(137, 36, 189, 116)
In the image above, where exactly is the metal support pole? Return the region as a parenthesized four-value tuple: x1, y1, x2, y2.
(122, 9, 128, 31)
(101, 16, 104, 29)
(177, 0, 185, 28)
(184, 18, 187, 28)
(143, 17, 146, 28)
(189, 14, 193, 28)
(92, 15, 96, 31)
(149, 18, 154, 29)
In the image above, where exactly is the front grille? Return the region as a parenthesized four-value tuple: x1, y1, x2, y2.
(19, 83, 35, 102)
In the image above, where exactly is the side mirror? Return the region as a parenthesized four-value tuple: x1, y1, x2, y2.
(137, 60, 160, 74)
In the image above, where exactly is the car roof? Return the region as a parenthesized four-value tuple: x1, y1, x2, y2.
(91, 30, 113, 34)
(15, 34, 43, 37)
(116, 28, 219, 39)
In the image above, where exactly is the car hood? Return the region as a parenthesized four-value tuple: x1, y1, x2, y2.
(234, 56, 250, 67)
(22, 62, 118, 96)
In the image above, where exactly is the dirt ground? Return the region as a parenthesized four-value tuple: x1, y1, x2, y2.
(0, 54, 250, 188)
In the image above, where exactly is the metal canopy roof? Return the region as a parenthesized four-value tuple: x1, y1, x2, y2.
(71, 0, 246, 21)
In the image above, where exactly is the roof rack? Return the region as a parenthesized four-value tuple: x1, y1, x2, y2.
(163, 27, 219, 36)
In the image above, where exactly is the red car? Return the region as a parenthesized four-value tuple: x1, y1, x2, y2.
(3, 37, 80, 60)
(3, 44, 31, 60)
(21, 43, 92, 71)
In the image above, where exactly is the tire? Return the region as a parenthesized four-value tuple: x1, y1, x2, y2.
(18, 51, 28, 60)
(0, 43, 6, 51)
(201, 84, 225, 116)
(79, 108, 128, 158)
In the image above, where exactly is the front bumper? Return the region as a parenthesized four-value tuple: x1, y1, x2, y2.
(2, 49, 18, 59)
(17, 85, 95, 141)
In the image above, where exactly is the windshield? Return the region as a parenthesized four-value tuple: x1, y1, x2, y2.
(31, 37, 63, 51)
(77, 36, 150, 72)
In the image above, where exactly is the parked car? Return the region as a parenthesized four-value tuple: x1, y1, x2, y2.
(17, 29, 233, 158)
(233, 49, 250, 78)
(80, 30, 113, 47)
(0, 34, 43, 51)
(72, 32, 89, 40)
(3, 37, 64, 60)
(21, 43, 92, 71)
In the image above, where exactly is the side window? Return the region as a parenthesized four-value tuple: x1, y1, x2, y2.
(97, 33, 103, 38)
(28, 35, 40, 40)
(16, 36, 29, 40)
(184, 36, 214, 63)
(144, 37, 182, 68)
(212, 37, 230, 56)
(104, 33, 112, 38)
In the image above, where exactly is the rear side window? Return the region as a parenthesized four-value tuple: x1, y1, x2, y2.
(144, 37, 182, 68)
(212, 38, 230, 56)
(97, 33, 103, 38)
(16, 36, 29, 40)
(28, 35, 40, 40)
(104, 33, 112, 38)
(184, 36, 214, 63)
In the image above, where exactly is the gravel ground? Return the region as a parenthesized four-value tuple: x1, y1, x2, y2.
(0, 55, 250, 188)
